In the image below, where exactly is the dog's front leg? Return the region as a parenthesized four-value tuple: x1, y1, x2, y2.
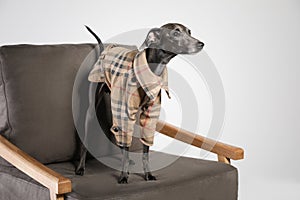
(118, 146, 130, 184)
(143, 144, 157, 181)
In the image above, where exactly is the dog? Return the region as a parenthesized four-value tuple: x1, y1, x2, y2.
(75, 23, 204, 184)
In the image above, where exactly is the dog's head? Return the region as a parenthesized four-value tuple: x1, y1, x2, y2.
(140, 23, 204, 54)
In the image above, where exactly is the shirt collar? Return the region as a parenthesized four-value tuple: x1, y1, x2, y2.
(133, 50, 171, 100)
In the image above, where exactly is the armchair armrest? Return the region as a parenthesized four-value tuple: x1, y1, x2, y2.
(0, 135, 71, 200)
(156, 120, 244, 163)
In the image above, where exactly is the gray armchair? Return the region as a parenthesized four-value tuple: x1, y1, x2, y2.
(0, 44, 244, 200)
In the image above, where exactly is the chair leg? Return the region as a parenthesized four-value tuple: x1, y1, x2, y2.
(218, 155, 231, 164)
(50, 191, 64, 200)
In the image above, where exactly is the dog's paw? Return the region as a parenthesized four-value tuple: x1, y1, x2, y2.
(75, 168, 85, 176)
(144, 172, 157, 181)
(118, 172, 129, 184)
(118, 176, 129, 184)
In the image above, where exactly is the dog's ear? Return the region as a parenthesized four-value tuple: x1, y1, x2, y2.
(147, 28, 161, 44)
(139, 28, 161, 50)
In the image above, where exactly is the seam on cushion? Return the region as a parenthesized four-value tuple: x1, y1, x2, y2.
(0, 49, 13, 140)
(0, 172, 49, 192)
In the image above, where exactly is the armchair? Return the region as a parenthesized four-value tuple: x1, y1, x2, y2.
(0, 44, 244, 200)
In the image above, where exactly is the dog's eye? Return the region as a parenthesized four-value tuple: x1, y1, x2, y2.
(173, 30, 180, 37)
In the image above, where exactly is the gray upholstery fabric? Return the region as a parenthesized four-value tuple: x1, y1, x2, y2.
(0, 44, 96, 164)
(0, 152, 238, 200)
(0, 165, 50, 200)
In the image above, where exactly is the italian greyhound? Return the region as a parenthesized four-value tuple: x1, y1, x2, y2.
(75, 23, 204, 184)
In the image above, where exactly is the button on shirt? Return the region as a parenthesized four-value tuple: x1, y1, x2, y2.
(88, 44, 170, 147)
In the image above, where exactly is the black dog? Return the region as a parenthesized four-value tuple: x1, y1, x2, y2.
(75, 23, 204, 184)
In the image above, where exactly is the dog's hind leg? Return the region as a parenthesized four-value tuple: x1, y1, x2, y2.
(143, 144, 156, 181)
(118, 146, 130, 184)
(75, 143, 88, 175)
(75, 82, 106, 175)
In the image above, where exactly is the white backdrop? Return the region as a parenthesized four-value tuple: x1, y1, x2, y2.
(1, 0, 300, 199)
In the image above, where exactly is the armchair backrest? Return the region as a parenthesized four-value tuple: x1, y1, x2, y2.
(0, 44, 96, 164)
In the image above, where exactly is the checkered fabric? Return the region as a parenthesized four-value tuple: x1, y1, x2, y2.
(88, 44, 170, 147)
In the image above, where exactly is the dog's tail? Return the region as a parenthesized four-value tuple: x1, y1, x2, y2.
(85, 25, 104, 53)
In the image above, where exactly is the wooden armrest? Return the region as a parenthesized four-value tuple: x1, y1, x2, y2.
(0, 135, 71, 200)
(156, 120, 244, 162)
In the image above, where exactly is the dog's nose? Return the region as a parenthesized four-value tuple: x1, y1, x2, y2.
(197, 41, 204, 47)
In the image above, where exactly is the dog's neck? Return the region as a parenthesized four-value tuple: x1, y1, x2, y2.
(145, 48, 176, 76)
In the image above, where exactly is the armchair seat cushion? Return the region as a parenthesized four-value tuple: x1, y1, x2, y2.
(0, 152, 238, 200)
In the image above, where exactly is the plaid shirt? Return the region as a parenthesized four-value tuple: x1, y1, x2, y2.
(88, 44, 170, 147)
